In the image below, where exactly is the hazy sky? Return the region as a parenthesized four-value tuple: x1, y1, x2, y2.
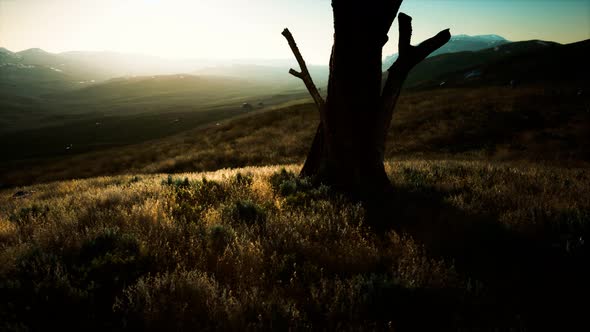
(1, 0, 589, 64)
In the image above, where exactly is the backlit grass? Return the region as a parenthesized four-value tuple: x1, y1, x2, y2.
(1, 160, 588, 330)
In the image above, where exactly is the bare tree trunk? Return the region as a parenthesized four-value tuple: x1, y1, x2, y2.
(284, 0, 450, 200)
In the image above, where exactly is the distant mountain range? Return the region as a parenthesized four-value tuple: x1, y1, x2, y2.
(0, 48, 214, 81)
(2, 34, 589, 99)
(0, 47, 303, 96)
(1, 33, 509, 83)
(382, 34, 510, 70)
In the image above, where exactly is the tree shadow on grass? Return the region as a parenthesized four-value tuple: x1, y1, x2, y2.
(365, 186, 589, 331)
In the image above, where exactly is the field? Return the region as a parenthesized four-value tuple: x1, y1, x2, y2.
(1, 160, 588, 330)
(1, 72, 589, 331)
(2, 84, 588, 187)
(0, 74, 312, 162)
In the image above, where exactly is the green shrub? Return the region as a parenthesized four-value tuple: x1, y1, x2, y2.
(224, 200, 267, 226)
(269, 168, 298, 194)
(114, 270, 237, 331)
(207, 225, 235, 254)
(9, 204, 50, 224)
(1, 247, 90, 331)
(0, 228, 157, 331)
(162, 175, 190, 188)
(166, 177, 228, 224)
(232, 172, 253, 187)
(269, 169, 331, 207)
(75, 229, 152, 290)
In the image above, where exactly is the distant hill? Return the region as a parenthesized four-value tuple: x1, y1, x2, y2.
(50, 74, 274, 105)
(0, 48, 78, 96)
(405, 39, 590, 89)
(0, 47, 318, 96)
(383, 34, 509, 70)
(2, 36, 588, 100)
(0, 48, 92, 96)
(0, 47, 22, 63)
(196, 64, 330, 90)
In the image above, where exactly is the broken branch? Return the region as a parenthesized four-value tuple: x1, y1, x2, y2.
(288, 68, 304, 79)
(282, 28, 326, 118)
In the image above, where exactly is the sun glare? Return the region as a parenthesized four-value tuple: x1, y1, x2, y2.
(0, 0, 588, 63)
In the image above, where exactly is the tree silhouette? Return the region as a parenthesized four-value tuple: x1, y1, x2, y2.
(283, 0, 450, 199)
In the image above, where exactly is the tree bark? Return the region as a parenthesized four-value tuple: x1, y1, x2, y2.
(284, 0, 450, 200)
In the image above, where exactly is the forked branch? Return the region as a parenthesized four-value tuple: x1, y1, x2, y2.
(381, 13, 450, 122)
(397, 13, 450, 67)
(282, 28, 326, 119)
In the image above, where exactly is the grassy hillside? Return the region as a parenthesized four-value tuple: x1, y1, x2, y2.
(1, 161, 588, 330)
(408, 39, 589, 88)
(2, 39, 586, 168)
(0, 74, 312, 162)
(49, 75, 270, 104)
(2, 85, 588, 187)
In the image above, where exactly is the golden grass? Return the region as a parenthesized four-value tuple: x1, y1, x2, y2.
(1, 160, 588, 330)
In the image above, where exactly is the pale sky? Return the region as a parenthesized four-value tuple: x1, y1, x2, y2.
(1, 0, 589, 64)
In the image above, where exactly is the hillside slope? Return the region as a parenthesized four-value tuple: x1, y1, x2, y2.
(410, 39, 590, 88)
(0, 73, 312, 161)
(0, 161, 588, 330)
(1, 85, 588, 187)
(383, 33, 510, 69)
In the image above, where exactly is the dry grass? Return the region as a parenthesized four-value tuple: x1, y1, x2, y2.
(2, 85, 588, 187)
(1, 160, 588, 330)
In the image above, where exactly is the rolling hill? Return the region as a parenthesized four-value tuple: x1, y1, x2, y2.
(1, 36, 589, 332)
(49, 74, 273, 105)
(1, 84, 587, 188)
(406, 39, 590, 89)
(1, 37, 588, 186)
(383, 34, 510, 69)
(3, 35, 584, 100)
(196, 64, 330, 90)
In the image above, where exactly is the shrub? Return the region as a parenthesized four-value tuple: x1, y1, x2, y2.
(269, 168, 331, 207)
(269, 168, 298, 194)
(1, 247, 90, 331)
(0, 228, 157, 331)
(207, 225, 235, 254)
(232, 172, 253, 187)
(161, 175, 190, 188)
(165, 177, 228, 224)
(224, 200, 267, 226)
(114, 270, 238, 331)
(75, 229, 152, 291)
(9, 204, 50, 224)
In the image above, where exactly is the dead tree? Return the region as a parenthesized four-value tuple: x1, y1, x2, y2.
(283, 0, 450, 199)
